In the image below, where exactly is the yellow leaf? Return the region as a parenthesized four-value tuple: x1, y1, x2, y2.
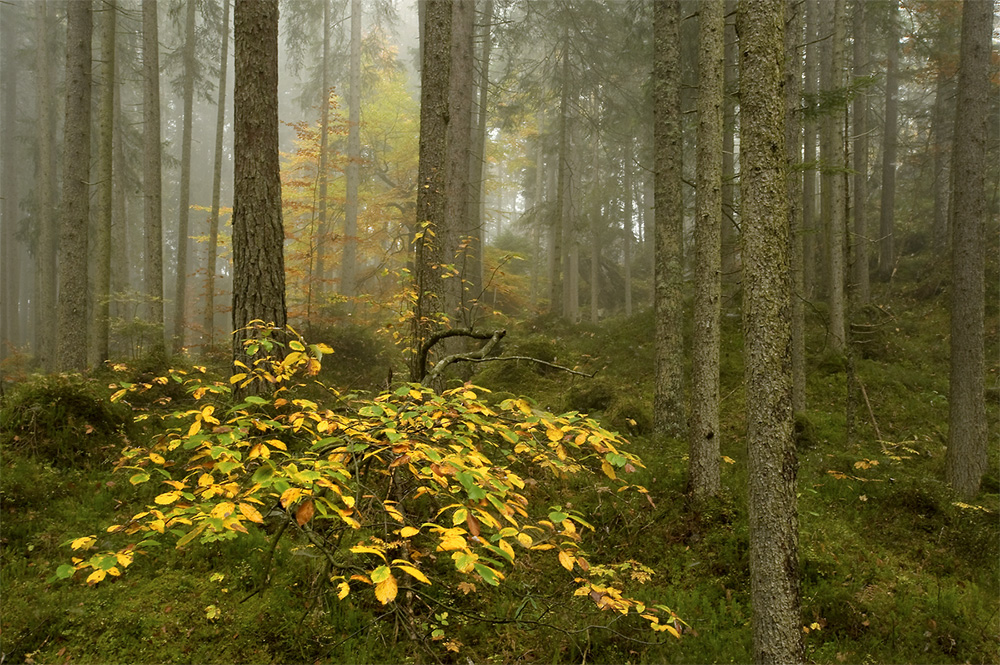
(86, 569, 107, 585)
(350, 545, 388, 561)
(230, 373, 247, 384)
(452, 507, 468, 526)
(436, 534, 467, 551)
(150, 519, 165, 533)
(395, 564, 431, 585)
(664, 624, 681, 639)
(516, 533, 533, 548)
(154, 491, 181, 505)
(337, 581, 350, 599)
(148, 452, 165, 465)
(197, 473, 214, 487)
(498, 539, 515, 561)
(558, 550, 576, 571)
(601, 460, 617, 480)
(239, 503, 264, 523)
(266, 439, 287, 451)
(70, 536, 96, 550)
(280, 487, 303, 508)
(722, 455, 736, 465)
(375, 573, 398, 604)
(399, 526, 420, 538)
(107, 566, 121, 577)
(546, 428, 563, 442)
(115, 552, 133, 568)
(187, 420, 202, 437)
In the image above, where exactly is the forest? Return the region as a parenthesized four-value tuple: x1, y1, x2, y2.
(0, 0, 998, 663)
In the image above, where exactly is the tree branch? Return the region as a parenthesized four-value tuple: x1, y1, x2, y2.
(424, 329, 506, 384)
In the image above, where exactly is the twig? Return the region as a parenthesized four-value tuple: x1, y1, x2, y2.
(463, 355, 599, 378)
(857, 375, 885, 452)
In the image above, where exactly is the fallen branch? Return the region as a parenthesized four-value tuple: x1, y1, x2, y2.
(424, 329, 507, 384)
(417, 328, 500, 382)
(462, 355, 599, 378)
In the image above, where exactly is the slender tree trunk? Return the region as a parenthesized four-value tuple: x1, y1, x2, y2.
(143, 0, 164, 347)
(170, 0, 197, 353)
(801, 0, 819, 299)
(58, 0, 93, 372)
(232, 0, 286, 382)
(878, 0, 899, 282)
(690, 0, 725, 498)
(738, 1, 803, 662)
(785, 0, 806, 413)
(550, 26, 569, 317)
(342, 0, 362, 297)
(623, 148, 633, 317)
(91, 0, 117, 366)
(931, 71, 953, 252)
(467, 0, 493, 306)
(721, 0, 739, 295)
(34, 0, 57, 371)
(590, 130, 601, 325)
(851, 0, 870, 305)
(822, 0, 847, 350)
(946, 0, 990, 500)
(1, 1, 20, 366)
(314, 0, 331, 305)
(204, 0, 230, 349)
(653, 0, 685, 438)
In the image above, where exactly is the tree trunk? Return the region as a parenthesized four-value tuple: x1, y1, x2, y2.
(785, 0, 806, 414)
(738, 1, 803, 661)
(550, 26, 569, 317)
(721, 0, 739, 296)
(821, 0, 846, 351)
(801, 0, 819, 300)
(931, 71, 953, 252)
(204, 0, 230, 349)
(690, 0, 725, 498)
(851, 0, 870, 305)
(91, 0, 117, 366)
(314, 0, 331, 308)
(467, 0, 493, 307)
(878, 0, 899, 282)
(143, 0, 164, 348)
(946, 0, 990, 500)
(342, 0, 361, 297)
(1, 0, 21, 367)
(653, 0, 685, 438)
(34, 0, 57, 371)
(232, 0, 286, 381)
(57, 0, 93, 372)
(171, 0, 198, 354)
(623, 147, 634, 317)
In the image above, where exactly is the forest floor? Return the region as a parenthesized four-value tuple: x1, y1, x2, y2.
(1, 250, 998, 664)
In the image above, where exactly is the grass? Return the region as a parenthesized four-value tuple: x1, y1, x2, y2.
(1, 253, 997, 664)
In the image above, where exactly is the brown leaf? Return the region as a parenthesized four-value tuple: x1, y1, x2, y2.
(296, 500, 315, 526)
(465, 512, 481, 537)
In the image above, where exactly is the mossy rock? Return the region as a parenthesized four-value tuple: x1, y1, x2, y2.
(563, 377, 616, 413)
(605, 393, 653, 436)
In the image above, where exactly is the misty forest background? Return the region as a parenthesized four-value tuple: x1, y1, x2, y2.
(0, 0, 998, 664)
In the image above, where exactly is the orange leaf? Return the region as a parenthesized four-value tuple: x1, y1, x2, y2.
(296, 500, 315, 526)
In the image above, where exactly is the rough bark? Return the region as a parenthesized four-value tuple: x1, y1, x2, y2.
(785, 0, 806, 414)
(204, 0, 230, 349)
(821, 0, 847, 351)
(91, 0, 117, 366)
(143, 0, 165, 346)
(171, 0, 198, 353)
(623, 148, 634, 317)
(232, 0, 287, 379)
(34, 0, 57, 371)
(878, 0, 899, 282)
(653, 0, 685, 438)
(1, 1, 21, 366)
(690, 0, 725, 498)
(946, 0, 991, 500)
(314, 0, 331, 308)
(738, 0, 803, 662)
(342, 0, 361, 297)
(467, 0, 494, 305)
(851, 0, 870, 305)
(931, 71, 953, 252)
(721, 0, 739, 296)
(550, 26, 570, 317)
(801, 0, 819, 299)
(57, 0, 93, 372)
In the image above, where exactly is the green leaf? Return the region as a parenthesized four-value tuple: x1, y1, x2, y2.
(252, 462, 276, 484)
(473, 563, 502, 586)
(244, 395, 267, 405)
(370, 564, 392, 583)
(129, 472, 150, 485)
(548, 511, 569, 523)
(56, 564, 77, 579)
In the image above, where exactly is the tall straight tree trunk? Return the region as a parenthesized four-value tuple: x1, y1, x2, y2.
(623, 148, 633, 316)
(946, 0, 990, 500)
(204, 0, 230, 349)
(801, 0, 819, 299)
(411, 0, 451, 381)
(232, 0, 286, 383)
(58, 0, 93, 372)
(653, 0, 685, 438)
(341, 0, 361, 297)
(467, 0, 493, 305)
(690, 0, 724, 499)
(721, 0, 738, 294)
(851, 0, 870, 305)
(878, 0, 899, 282)
(112, 59, 129, 323)
(738, 1, 803, 661)
(143, 0, 165, 347)
(821, 0, 847, 351)
(34, 0, 57, 371)
(1, 1, 20, 365)
(816, 0, 833, 299)
(314, 0, 331, 306)
(171, 0, 197, 353)
(785, 0, 806, 413)
(931, 71, 953, 252)
(590, 129, 601, 325)
(91, 0, 117, 366)
(550, 26, 569, 317)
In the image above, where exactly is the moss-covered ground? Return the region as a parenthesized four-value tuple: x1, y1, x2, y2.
(1, 252, 997, 664)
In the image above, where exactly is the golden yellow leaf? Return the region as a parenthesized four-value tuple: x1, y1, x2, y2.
(116, 552, 133, 568)
(187, 420, 202, 437)
(558, 550, 576, 571)
(436, 534, 467, 551)
(395, 564, 431, 585)
(150, 519, 165, 533)
(601, 460, 617, 479)
(107, 566, 121, 577)
(399, 526, 420, 538)
(86, 569, 106, 585)
(350, 545, 387, 561)
(546, 428, 563, 442)
(148, 452, 165, 465)
(337, 581, 350, 599)
(70, 536, 96, 550)
(154, 491, 181, 505)
(516, 533, 533, 548)
(375, 573, 398, 604)
(664, 624, 681, 639)
(239, 503, 264, 523)
(280, 487, 303, 507)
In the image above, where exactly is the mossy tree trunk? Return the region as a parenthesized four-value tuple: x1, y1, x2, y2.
(172, 0, 197, 354)
(143, 0, 165, 348)
(738, 0, 803, 661)
(878, 0, 899, 282)
(785, 0, 806, 415)
(204, 0, 230, 349)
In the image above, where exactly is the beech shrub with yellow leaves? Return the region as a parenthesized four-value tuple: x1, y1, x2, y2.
(59, 323, 684, 642)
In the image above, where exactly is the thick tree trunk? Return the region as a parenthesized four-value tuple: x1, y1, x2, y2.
(342, 0, 362, 297)
(1, 1, 21, 366)
(34, 0, 57, 371)
(738, 1, 803, 661)
(946, 0, 990, 500)
(785, 0, 806, 414)
(57, 0, 93, 372)
(232, 0, 286, 380)
(690, 0, 725, 498)
(171, 0, 198, 353)
(851, 0, 870, 305)
(204, 0, 230, 349)
(91, 0, 117, 366)
(143, 0, 164, 347)
(878, 0, 899, 282)
(653, 0, 685, 438)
